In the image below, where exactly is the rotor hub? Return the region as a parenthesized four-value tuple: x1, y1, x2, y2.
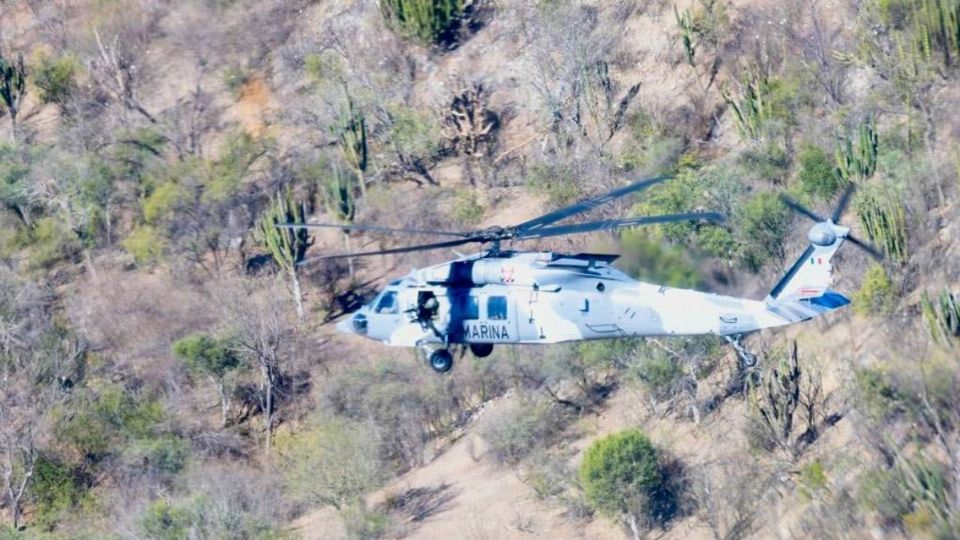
(807, 222, 838, 246)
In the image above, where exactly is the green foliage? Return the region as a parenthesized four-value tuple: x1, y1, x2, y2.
(723, 71, 802, 144)
(859, 455, 953, 535)
(629, 353, 685, 400)
(123, 225, 167, 266)
(855, 367, 909, 420)
(31, 52, 78, 107)
(854, 186, 908, 262)
(735, 191, 790, 270)
(388, 105, 441, 160)
(139, 499, 195, 540)
(341, 503, 390, 540)
(173, 333, 241, 379)
(920, 288, 960, 347)
(480, 396, 572, 465)
(796, 143, 842, 200)
(450, 188, 485, 225)
(798, 460, 829, 501)
(204, 132, 267, 203)
(834, 118, 879, 184)
(334, 100, 369, 196)
(853, 264, 898, 316)
(142, 180, 190, 224)
(275, 416, 387, 510)
(0, 143, 34, 224)
(526, 163, 580, 207)
(54, 381, 167, 462)
(618, 111, 684, 172)
(380, 0, 465, 44)
(675, 6, 698, 66)
(29, 455, 87, 529)
(26, 217, 81, 270)
(222, 66, 250, 97)
(255, 188, 310, 273)
(123, 435, 189, 475)
(318, 163, 357, 223)
(580, 429, 677, 526)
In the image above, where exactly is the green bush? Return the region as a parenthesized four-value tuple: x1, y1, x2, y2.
(796, 143, 842, 200)
(852, 264, 898, 316)
(29, 455, 86, 530)
(123, 225, 167, 266)
(450, 188, 485, 225)
(735, 191, 790, 270)
(580, 429, 678, 528)
(628, 353, 685, 400)
(123, 435, 189, 475)
(388, 105, 441, 160)
(139, 499, 195, 540)
(31, 52, 78, 107)
(798, 460, 829, 501)
(341, 503, 391, 540)
(27, 217, 81, 270)
(526, 163, 580, 208)
(222, 66, 250, 97)
(380, 0, 465, 44)
(172, 333, 240, 378)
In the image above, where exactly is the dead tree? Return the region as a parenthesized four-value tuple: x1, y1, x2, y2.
(443, 82, 498, 158)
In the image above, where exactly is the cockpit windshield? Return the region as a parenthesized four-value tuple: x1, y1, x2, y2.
(374, 290, 399, 314)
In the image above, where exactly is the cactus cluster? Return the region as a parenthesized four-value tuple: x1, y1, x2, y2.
(0, 52, 27, 141)
(854, 187, 908, 263)
(675, 6, 697, 66)
(920, 288, 960, 347)
(834, 118, 879, 183)
(334, 100, 368, 197)
(911, 0, 960, 69)
(319, 163, 356, 223)
(380, 0, 465, 45)
(257, 188, 310, 271)
(723, 71, 772, 142)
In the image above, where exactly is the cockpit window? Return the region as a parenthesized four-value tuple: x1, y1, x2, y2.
(487, 296, 508, 320)
(375, 291, 399, 314)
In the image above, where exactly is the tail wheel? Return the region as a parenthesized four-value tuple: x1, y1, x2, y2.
(428, 349, 454, 373)
(469, 343, 494, 358)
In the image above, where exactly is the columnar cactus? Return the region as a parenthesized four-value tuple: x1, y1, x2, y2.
(257, 189, 310, 319)
(0, 53, 27, 142)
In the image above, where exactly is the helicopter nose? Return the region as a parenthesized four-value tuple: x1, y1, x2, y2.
(337, 312, 367, 336)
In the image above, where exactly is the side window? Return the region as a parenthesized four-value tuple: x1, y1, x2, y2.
(487, 296, 508, 320)
(375, 291, 399, 314)
(464, 296, 480, 320)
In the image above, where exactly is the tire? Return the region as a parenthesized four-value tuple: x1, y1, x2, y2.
(469, 343, 494, 358)
(428, 349, 454, 373)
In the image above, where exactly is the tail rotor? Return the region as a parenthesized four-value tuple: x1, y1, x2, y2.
(779, 184, 884, 261)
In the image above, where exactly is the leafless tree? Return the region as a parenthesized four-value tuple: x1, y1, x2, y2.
(222, 280, 296, 453)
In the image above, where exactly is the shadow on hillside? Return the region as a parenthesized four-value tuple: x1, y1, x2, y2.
(384, 483, 459, 524)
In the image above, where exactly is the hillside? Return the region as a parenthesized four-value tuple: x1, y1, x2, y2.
(0, 0, 958, 539)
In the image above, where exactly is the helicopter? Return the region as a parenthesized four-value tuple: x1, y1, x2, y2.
(280, 175, 882, 373)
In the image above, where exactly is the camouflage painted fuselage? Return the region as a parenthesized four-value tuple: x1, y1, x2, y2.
(338, 250, 847, 347)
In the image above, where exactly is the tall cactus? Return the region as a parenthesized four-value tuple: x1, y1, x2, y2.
(380, 0, 465, 45)
(854, 187, 908, 263)
(0, 53, 27, 142)
(723, 71, 771, 142)
(920, 288, 960, 348)
(334, 100, 368, 197)
(256, 188, 311, 320)
(675, 6, 697, 66)
(834, 117, 879, 184)
(319, 162, 357, 280)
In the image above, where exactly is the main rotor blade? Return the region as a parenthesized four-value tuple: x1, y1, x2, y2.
(515, 212, 727, 240)
(277, 222, 469, 238)
(296, 237, 477, 264)
(779, 194, 827, 223)
(831, 183, 856, 223)
(845, 234, 885, 261)
(516, 174, 671, 232)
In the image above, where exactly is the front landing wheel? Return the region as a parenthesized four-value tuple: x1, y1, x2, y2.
(428, 349, 454, 373)
(469, 343, 494, 358)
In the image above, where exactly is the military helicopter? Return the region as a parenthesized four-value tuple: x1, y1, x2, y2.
(281, 175, 881, 373)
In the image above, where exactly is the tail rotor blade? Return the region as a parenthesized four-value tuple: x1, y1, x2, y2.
(831, 183, 856, 223)
(780, 194, 827, 223)
(846, 234, 885, 261)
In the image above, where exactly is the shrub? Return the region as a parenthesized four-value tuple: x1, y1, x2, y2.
(274, 416, 387, 510)
(31, 52, 78, 107)
(123, 225, 167, 266)
(450, 188, 485, 225)
(580, 429, 679, 532)
(735, 191, 790, 270)
(480, 396, 572, 465)
(341, 503, 391, 540)
(172, 333, 240, 379)
(380, 0, 465, 45)
(527, 163, 579, 207)
(26, 216, 81, 269)
(798, 461, 829, 501)
(852, 264, 898, 316)
(388, 105, 441, 160)
(628, 353, 685, 400)
(29, 455, 86, 529)
(139, 499, 195, 540)
(796, 143, 842, 200)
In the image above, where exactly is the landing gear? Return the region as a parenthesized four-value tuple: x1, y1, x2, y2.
(469, 343, 494, 358)
(724, 334, 758, 368)
(428, 349, 454, 373)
